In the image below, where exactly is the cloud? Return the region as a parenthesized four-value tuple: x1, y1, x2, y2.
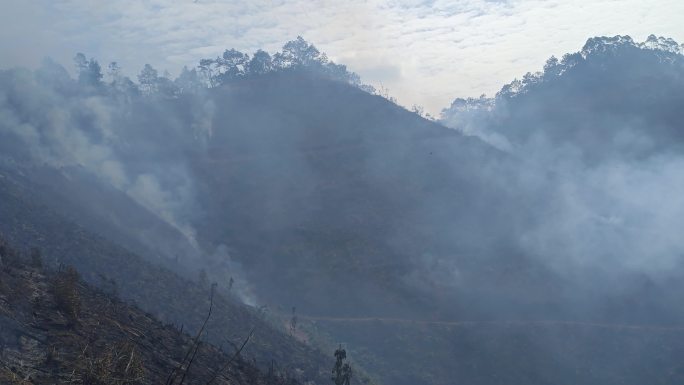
(1, 0, 683, 114)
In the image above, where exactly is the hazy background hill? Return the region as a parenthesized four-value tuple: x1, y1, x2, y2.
(440, 36, 684, 322)
(442, 34, 684, 163)
(2, 35, 684, 385)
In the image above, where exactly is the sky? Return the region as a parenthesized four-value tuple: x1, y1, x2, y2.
(1, 0, 682, 114)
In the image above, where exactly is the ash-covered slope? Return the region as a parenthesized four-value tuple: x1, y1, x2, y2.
(0, 172, 336, 385)
(0, 238, 292, 385)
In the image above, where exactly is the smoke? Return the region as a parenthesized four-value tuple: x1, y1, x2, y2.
(207, 244, 259, 306)
(520, 155, 684, 276)
(3, 34, 684, 385)
(2, 33, 684, 325)
(0, 59, 271, 306)
(127, 171, 199, 249)
(439, 36, 684, 307)
(0, 62, 203, 256)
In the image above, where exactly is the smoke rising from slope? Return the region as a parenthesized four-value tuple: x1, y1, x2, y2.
(440, 35, 684, 303)
(0, 61, 203, 254)
(3, 34, 684, 385)
(2, 35, 684, 325)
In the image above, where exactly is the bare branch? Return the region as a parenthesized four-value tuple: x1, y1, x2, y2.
(204, 327, 256, 385)
(166, 284, 215, 385)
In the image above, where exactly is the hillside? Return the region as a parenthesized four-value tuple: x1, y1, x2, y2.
(0, 170, 339, 384)
(0, 238, 294, 385)
(188, 72, 516, 317)
(2, 34, 684, 385)
(442, 34, 684, 163)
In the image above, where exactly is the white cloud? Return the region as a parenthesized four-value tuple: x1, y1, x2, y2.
(2, 0, 683, 114)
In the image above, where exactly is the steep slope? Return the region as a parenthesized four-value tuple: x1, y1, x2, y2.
(0, 171, 338, 385)
(0, 164, 199, 269)
(0, 238, 292, 385)
(189, 72, 517, 318)
(0, 64, 546, 385)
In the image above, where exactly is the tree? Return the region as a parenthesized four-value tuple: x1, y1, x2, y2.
(138, 64, 159, 94)
(107, 61, 139, 95)
(216, 49, 249, 82)
(157, 70, 180, 98)
(198, 58, 217, 87)
(497, 78, 523, 99)
(521, 71, 542, 89)
(543, 55, 562, 78)
(74, 53, 88, 73)
(174, 66, 204, 94)
(560, 52, 583, 68)
(331, 346, 352, 385)
(320, 61, 354, 83)
(358, 83, 376, 94)
(108, 61, 122, 83)
(74, 53, 103, 86)
(248, 49, 273, 75)
(87, 60, 103, 83)
(274, 36, 325, 69)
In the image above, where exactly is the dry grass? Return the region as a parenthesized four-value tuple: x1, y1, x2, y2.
(52, 267, 81, 323)
(76, 341, 145, 385)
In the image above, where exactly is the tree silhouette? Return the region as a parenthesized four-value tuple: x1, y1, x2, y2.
(138, 64, 159, 95)
(248, 49, 273, 75)
(331, 346, 352, 385)
(74, 53, 103, 86)
(217, 48, 249, 82)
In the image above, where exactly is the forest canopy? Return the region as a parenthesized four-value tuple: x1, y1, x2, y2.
(57, 36, 375, 99)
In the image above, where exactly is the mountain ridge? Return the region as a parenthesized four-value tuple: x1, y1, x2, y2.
(3, 33, 684, 385)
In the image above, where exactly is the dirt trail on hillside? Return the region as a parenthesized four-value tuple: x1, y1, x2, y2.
(300, 315, 684, 332)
